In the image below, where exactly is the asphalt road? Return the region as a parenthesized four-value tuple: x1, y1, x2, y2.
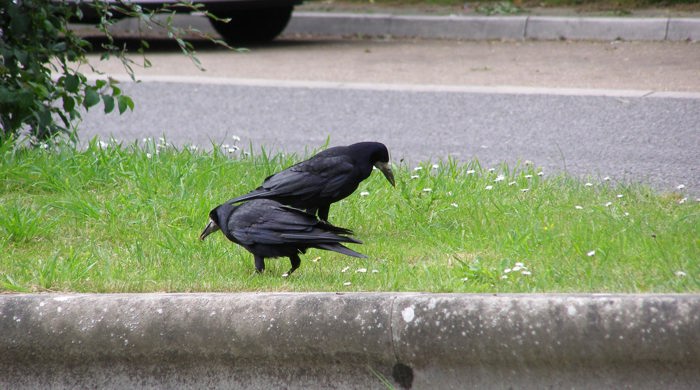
(78, 36, 700, 194)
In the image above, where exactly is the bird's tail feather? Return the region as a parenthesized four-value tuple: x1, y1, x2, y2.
(316, 243, 367, 258)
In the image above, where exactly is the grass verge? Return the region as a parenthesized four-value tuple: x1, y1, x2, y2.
(1, 138, 697, 293)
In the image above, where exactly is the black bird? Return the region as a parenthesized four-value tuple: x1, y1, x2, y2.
(199, 199, 366, 276)
(225, 142, 395, 221)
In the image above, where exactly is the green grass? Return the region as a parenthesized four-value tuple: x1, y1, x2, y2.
(1, 138, 698, 293)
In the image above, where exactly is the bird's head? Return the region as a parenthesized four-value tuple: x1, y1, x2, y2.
(199, 203, 235, 240)
(367, 142, 395, 187)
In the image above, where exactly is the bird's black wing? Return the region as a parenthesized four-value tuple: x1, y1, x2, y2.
(226, 154, 357, 204)
(229, 202, 358, 246)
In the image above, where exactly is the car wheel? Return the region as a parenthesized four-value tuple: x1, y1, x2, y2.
(210, 6, 293, 44)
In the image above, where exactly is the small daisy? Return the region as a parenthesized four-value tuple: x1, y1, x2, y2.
(521, 270, 532, 276)
(341, 266, 350, 273)
(360, 191, 370, 197)
(413, 166, 423, 172)
(603, 176, 611, 181)
(410, 175, 420, 179)
(466, 169, 476, 175)
(521, 188, 530, 193)
(423, 188, 433, 193)
(537, 171, 544, 177)
(488, 168, 495, 173)
(525, 174, 533, 179)
(146, 153, 152, 159)
(371, 269, 379, 274)
(605, 202, 613, 207)
(585, 182, 593, 187)
(343, 282, 352, 286)
(617, 194, 624, 198)
(450, 203, 458, 208)
(575, 205, 583, 210)
(432, 164, 439, 169)
(232, 135, 241, 142)
(675, 271, 687, 277)
(485, 185, 493, 190)
(679, 198, 687, 204)
(356, 268, 367, 273)
(508, 181, 517, 186)
(676, 184, 686, 190)
(494, 174, 505, 182)
(587, 250, 596, 257)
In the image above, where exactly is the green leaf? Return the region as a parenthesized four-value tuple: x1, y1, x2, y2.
(63, 95, 76, 112)
(84, 88, 100, 108)
(102, 95, 115, 114)
(64, 74, 80, 93)
(117, 95, 134, 114)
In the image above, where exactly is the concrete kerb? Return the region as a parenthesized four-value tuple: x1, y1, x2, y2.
(101, 12, 700, 42)
(284, 12, 700, 41)
(2, 293, 700, 389)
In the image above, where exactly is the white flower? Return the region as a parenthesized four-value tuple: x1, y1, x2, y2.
(679, 197, 687, 204)
(360, 191, 370, 197)
(466, 169, 476, 175)
(514, 262, 524, 267)
(228, 147, 238, 154)
(585, 182, 593, 187)
(343, 282, 352, 286)
(521, 270, 532, 276)
(432, 164, 439, 169)
(488, 168, 495, 173)
(504, 268, 512, 273)
(40, 143, 49, 150)
(410, 175, 420, 179)
(500, 275, 508, 280)
(413, 166, 423, 171)
(494, 174, 505, 182)
(575, 205, 583, 210)
(525, 174, 533, 179)
(450, 203, 458, 208)
(524, 160, 533, 166)
(485, 185, 493, 190)
(624, 212, 630, 216)
(508, 181, 517, 186)
(189, 145, 198, 151)
(371, 269, 379, 273)
(159, 137, 166, 144)
(521, 188, 529, 193)
(512, 265, 522, 271)
(422, 188, 433, 193)
(616, 194, 624, 198)
(605, 202, 613, 207)
(461, 277, 469, 282)
(356, 268, 367, 273)
(675, 271, 687, 277)
(587, 250, 596, 257)
(146, 153, 152, 159)
(537, 171, 544, 177)
(603, 176, 611, 181)
(676, 184, 686, 190)
(232, 135, 241, 142)
(341, 266, 350, 273)
(98, 140, 110, 149)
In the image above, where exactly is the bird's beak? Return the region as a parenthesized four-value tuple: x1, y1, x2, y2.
(199, 219, 220, 241)
(374, 161, 395, 187)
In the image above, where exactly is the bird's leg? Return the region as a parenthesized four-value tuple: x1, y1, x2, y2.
(317, 205, 330, 222)
(282, 254, 301, 278)
(254, 255, 266, 274)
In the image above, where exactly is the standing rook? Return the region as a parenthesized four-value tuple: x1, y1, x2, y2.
(200, 199, 366, 277)
(225, 142, 395, 221)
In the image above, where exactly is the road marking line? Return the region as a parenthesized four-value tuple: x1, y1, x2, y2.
(85, 74, 700, 99)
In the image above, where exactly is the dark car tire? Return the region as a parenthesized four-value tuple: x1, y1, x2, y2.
(210, 6, 293, 44)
